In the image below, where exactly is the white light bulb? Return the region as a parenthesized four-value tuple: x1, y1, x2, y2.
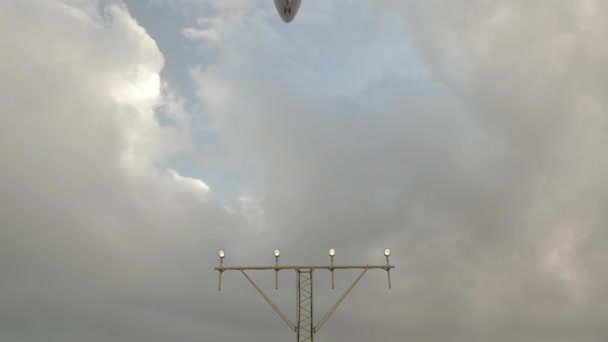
(329, 248, 336, 256)
(274, 249, 281, 257)
(384, 248, 391, 257)
(218, 250, 225, 258)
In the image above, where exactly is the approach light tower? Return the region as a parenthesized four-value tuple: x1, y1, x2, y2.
(215, 248, 395, 342)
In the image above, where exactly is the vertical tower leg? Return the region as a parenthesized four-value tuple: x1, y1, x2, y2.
(296, 270, 313, 342)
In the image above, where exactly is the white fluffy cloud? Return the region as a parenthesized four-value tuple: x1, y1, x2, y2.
(0, 1, 262, 341)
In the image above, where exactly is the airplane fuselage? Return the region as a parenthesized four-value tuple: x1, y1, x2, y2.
(274, 0, 302, 23)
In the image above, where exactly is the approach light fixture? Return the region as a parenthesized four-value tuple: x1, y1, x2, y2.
(217, 250, 225, 291)
(274, 249, 281, 289)
(329, 248, 336, 289)
(384, 248, 392, 289)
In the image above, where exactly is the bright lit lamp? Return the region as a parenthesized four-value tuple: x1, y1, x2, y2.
(329, 248, 336, 257)
(219, 250, 225, 258)
(384, 248, 391, 257)
(274, 249, 281, 257)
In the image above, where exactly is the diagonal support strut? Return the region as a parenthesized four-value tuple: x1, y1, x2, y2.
(240, 270, 296, 331)
(314, 268, 368, 333)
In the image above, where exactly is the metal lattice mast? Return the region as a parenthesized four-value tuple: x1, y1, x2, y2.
(297, 270, 313, 342)
(215, 248, 395, 342)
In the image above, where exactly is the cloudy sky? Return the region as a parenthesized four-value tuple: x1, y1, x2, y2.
(2, 0, 608, 341)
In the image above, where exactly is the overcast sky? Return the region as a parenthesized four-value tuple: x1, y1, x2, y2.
(1, 0, 608, 341)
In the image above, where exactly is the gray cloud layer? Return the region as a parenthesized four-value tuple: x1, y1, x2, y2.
(2, 0, 607, 341)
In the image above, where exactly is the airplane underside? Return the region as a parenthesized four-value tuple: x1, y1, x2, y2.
(274, 0, 301, 23)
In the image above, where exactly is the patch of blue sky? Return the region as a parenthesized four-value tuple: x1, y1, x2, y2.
(124, 1, 207, 102)
(261, 2, 431, 98)
(123, 2, 233, 202)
